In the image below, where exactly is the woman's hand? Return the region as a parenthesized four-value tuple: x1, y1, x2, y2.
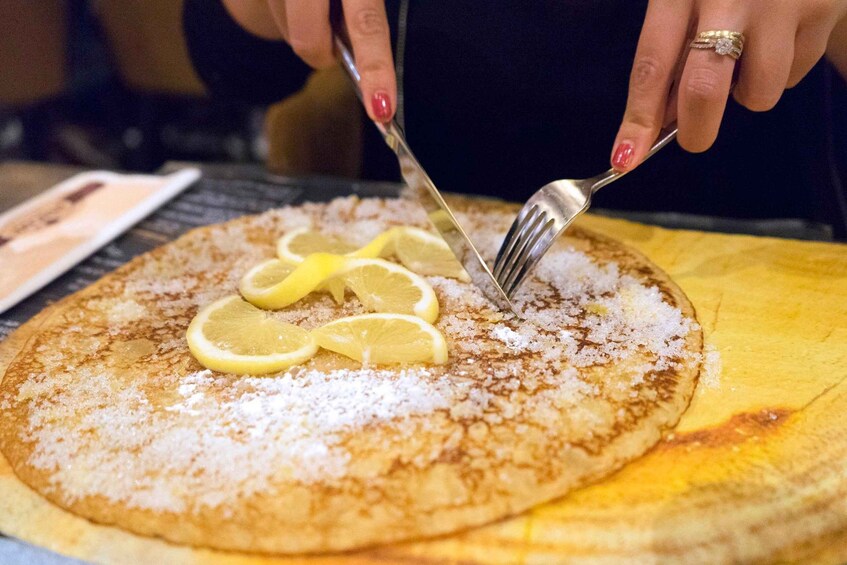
(611, 0, 847, 171)
(223, 0, 395, 123)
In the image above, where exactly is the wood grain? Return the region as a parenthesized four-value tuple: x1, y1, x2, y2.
(1, 214, 846, 564)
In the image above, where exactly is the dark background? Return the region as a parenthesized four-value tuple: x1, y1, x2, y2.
(0, 0, 266, 172)
(3, 1, 847, 240)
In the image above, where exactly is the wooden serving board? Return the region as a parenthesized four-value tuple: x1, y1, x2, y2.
(1, 215, 846, 564)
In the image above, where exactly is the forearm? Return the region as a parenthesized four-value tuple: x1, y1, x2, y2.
(827, 15, 847, 82)
(220, 0, 283, 40)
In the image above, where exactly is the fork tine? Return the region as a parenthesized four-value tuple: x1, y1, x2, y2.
(493, 204, 539, 279)
(493, 205, 541, 280)
(495, 209, 546, 287)
(493, 218, 521, 280)
(491, 127, 678, 302)
(500, 217, 555, 295)
(503, 225, 559, 297)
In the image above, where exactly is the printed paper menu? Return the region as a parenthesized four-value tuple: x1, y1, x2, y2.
(0, 169, 200, 314)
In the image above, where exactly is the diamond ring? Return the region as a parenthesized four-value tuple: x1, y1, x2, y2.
(690, 30, 745, 60)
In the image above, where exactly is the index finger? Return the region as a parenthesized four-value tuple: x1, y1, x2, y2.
(611, 0, 692, 171)
(342, 0, 396, 123)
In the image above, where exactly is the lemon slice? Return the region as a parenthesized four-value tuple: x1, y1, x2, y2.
(239, 258, 294, 295)
(187, 295, 317, 375)
(241, 258, 346, 304)
(274, 229, 352, 302)
(276, 227, 357, 264)
(391, 227, 470, 281)
(276, 226, 469, 280)
(240, 254, 439, 322)
(322, 280, 347, 304)
(312, 313, 448, 365)
(347, 229, 395, 259)
(239, 252, 348, 310)
(341, 258, 439, 323)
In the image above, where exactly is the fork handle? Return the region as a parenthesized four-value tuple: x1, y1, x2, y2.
(591, 124, 678, 192)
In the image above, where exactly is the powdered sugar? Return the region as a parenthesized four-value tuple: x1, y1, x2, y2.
(7, 195, 700, 514)
(700, 344, 722, 389)
(106, 298, 148, 324)
(20, 366, 462, 512)
(491, 324, 531, 352)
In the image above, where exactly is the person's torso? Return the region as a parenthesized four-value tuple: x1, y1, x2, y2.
(374, 1, 847, 236)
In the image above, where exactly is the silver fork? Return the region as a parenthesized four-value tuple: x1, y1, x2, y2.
(493, 126, 678, 298)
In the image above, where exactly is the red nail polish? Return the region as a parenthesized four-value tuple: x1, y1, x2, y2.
(371, 91, 392, 122)
(612, 142, 635, 170)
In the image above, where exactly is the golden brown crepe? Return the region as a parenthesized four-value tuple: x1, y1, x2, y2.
(0, 196, 702, 554)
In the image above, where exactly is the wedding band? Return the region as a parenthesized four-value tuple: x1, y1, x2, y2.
(689, 30, 745, 60)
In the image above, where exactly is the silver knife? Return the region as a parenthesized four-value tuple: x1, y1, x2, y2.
(333, 36, 518, 316)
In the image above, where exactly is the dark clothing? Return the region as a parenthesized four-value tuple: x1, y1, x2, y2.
(183, 0, 847, 237)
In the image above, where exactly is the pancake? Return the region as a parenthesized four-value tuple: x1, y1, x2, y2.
(0, 195, 703, 554)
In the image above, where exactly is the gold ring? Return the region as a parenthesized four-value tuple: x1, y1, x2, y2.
(689, 30, 745, 60)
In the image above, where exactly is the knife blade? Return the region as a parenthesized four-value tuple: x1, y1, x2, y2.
(333, 36, 518, 316)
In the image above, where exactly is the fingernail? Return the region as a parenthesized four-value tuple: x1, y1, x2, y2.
(371, 91, 392, 122)
(612, 142, 635, 170)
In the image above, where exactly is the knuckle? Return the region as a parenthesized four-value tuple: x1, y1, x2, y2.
(624, 108, 659, 131)
(289, 37, 320, 58)
(787, 51, 824, 88)
(678, 135, 712, 154)
(358, 58, 393, 78)
(684, 67, 723, 102)
(803, 0, 836, 22)
(351, 8, 387, 37)
(677, 125, 716, 153)
(735, 87, 781, 112)
(630, 56, 667, 93)
(289, 37, 332, 67)
(785, 75, 801, 89)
